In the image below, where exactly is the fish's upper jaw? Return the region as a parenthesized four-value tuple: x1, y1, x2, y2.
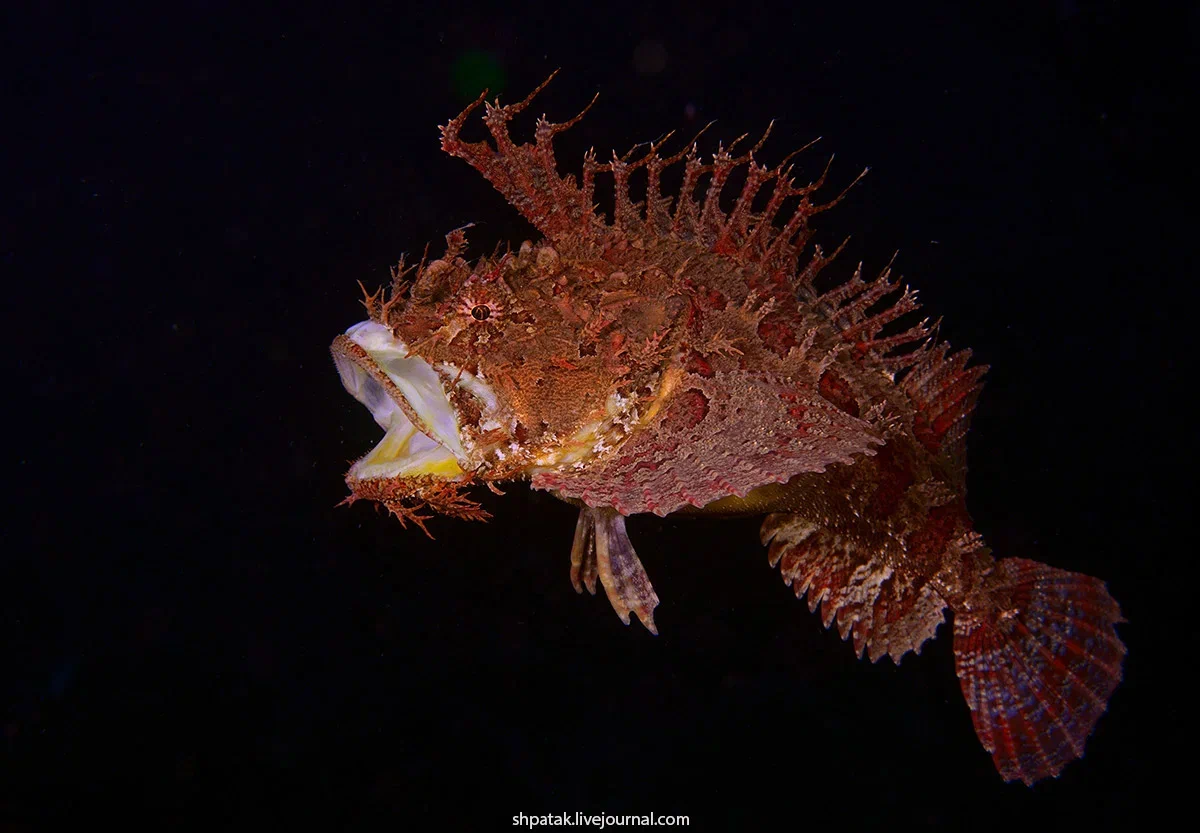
(331, 320, 509, 485)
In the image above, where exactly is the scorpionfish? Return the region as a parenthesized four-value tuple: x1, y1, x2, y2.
(330, 75, 1125, 784)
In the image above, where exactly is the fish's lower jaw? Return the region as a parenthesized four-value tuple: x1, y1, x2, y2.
(347, 413, 466, 482)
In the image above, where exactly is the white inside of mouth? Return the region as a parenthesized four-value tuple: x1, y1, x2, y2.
(335, 321, 467, 480)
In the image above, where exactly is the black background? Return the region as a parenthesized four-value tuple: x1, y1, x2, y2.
(4, 0, 1193, 828)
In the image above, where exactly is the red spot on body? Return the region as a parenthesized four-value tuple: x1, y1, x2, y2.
(779, 390, 809, 422)
(865, 443, 914, 518)
(906, 502, 965, 561)
(684, 350, 714, 377)
(913, 415, 940, 454)
(712, 237, 738, 256)
(664, 388, 710, 431)
(818, 369, 860, 418)
(757, 313, 798, 357)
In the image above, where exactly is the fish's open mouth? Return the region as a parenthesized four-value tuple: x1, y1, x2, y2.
(331, 321, 474, 482)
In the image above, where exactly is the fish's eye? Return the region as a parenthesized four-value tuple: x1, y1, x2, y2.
(471, 304, 491, 321)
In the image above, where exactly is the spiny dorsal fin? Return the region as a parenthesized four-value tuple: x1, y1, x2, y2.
(810, 258, 988, 455)
(439, 73, 857, 286)
(903, 342, 988, 456)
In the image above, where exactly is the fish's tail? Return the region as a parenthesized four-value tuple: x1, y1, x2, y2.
(952, 557, 1126, 784)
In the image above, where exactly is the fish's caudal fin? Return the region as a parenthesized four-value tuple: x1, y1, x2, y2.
(953, 557, 1126, 785)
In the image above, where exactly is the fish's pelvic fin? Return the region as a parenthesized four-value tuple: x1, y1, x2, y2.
(570, 506, 660, 634)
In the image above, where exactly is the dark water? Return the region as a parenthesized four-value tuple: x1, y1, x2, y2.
(4, 0, 1189, 827)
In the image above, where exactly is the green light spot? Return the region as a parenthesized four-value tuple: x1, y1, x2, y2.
(452, 52, 506, 103)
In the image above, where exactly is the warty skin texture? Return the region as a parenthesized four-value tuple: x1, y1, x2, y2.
(330, 75, 1125, 785)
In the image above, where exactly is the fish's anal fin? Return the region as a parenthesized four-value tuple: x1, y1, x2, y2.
(570, 506, 660, 634)
(760, 512, 948, 663)
(953, 557, 1126, 785)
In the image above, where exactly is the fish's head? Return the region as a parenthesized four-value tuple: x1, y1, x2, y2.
(331, 236, 686, 532)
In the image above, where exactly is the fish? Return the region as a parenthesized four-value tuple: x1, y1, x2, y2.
(329, 74, 1125, 784)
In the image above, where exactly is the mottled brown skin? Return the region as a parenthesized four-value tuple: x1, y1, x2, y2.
(377, 232, 689, 477)
(332, 75, 1125, 785)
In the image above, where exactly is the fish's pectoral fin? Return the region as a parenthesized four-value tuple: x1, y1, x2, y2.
(570, 506, 660, 634)
(533, 370, 883, 518)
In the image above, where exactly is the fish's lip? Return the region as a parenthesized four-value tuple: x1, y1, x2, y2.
(331, 321, 474, 483)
